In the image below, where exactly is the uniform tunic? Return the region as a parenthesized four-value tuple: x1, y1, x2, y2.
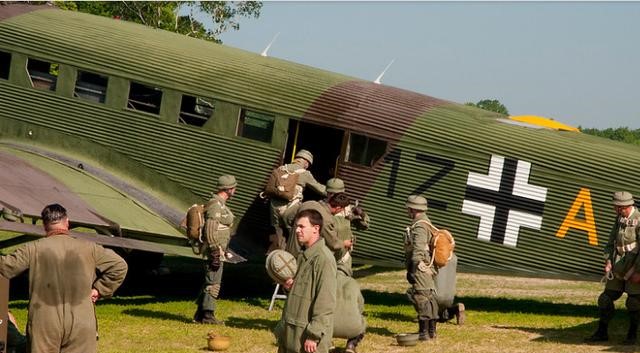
(332, 203, 371, 276)
(278, 238, 336, 353)
(404, 214, 439, 320)
(198, 193, 234, 312)
(287, 201, 340, 258)
(603, 207, 640, 294)
(0, 233, 127, 353)
(270, 161, 327, 228)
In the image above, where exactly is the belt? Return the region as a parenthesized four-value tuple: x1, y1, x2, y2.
(617, 242, 637, 254)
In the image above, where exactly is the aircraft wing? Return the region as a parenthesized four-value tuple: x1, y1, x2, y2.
(0, 145, 200, 258)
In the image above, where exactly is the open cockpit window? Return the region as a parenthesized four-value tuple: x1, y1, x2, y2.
(74, 70, 108, 103)
(27, 58, 58, 91)
(127, 81, 162, 115)
(179, 95, 214, 127)
(0, 50, 10, 80)
(346, 132, 387, 167)
(237, 109, 274, 143)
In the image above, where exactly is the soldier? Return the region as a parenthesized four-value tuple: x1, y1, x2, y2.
(277, 209, 336, 353)
(289, 200, 340, 258)
(327, 192, 366, 353)
(325, 178, 370, 231)
(270, 150, 327, 253)
(193, 175, 237, 325)
(403, 195, 439, 341)
(0, 204, 128, 353)
(587, 191, 640, 344)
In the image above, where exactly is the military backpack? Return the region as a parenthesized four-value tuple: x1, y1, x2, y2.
(264, 165, 303, 201)
(182, 200, 215, 241)
(415, 220, 456, 268)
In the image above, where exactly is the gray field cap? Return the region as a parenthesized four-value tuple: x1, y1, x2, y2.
(406, 195, 428, 211)
(613, 191, 634, 206)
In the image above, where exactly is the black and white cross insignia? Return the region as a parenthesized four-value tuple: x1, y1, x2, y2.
(462, 155, 547, 247)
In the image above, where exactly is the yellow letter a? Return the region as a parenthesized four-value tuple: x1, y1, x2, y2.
(556, 188, 598, 245)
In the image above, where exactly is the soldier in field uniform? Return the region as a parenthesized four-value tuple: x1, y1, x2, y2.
(404, 195, 439, 341)
(277, 209, 336, 353)
(587, 191, 640, 344)
(0, 204, 127, 353)
(193, 175, 237, 325)
(270, 150, 327, 252)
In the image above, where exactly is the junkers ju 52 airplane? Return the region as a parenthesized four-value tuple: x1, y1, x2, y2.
(0, 4, 639, 280)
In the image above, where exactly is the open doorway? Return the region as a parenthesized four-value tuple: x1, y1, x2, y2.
(284, 120, 345, 201)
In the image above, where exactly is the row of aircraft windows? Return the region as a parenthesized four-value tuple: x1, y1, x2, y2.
(0, 50, 387, 167)
(0, 50, 274, 143)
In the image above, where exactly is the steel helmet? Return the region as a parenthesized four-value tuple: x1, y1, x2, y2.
(406, 195, 428, 211)
(295, 149, 314, 165)
(266, 250, 298, 285)
(326, 178, 345, 194)
(217, 175, 237, 190)
(613, 191, 634, 206)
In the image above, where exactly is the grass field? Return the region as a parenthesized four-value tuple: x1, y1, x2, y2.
(7, 257, 638, 353)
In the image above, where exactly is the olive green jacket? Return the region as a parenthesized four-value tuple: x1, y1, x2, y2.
(279, 238, 336, 353)
(285, 162, 327, 199)
(203, 193, 234, 251)
(604, 207, 640, 293)
(404, 213, 436, 291)
(0, 234, 127, 353)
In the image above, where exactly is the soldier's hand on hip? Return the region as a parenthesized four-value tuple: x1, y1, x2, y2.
(605, 260, 612, 274)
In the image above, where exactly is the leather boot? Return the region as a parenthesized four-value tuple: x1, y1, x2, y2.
(623, 311, 639, 345)
(345, 332, 364, 353)
(198, 310, 224, 325)
(428, 320, 437, 339)
(585, 321, 608, 342)
(455, 303, 466, 325)
(192, 308, 203, 323)
(418, 319, 429, 341)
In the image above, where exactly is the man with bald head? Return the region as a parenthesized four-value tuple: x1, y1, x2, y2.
(0, 203, 128, 353)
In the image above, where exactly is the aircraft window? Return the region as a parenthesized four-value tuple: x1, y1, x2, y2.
(74, 71, 108, 103)
(27, 58, 58, 91)
(127, 81, 162, 115)
(0, 51, 10, 80)
(347, 133, 387, 167)
(179, 95, 214, 127)
(237, 109, 274, 143)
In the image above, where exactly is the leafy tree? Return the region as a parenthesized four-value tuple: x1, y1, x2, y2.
(465, 99, 509, 115)
(54, 1, 262, 43)
(581, 127, 640, 146)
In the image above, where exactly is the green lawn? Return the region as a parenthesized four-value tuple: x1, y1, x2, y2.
(7, 257, 636, 353)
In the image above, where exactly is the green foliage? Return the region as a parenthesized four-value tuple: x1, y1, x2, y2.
(52, 1, 262, 43)
(465, 99, 509, 115)
(581, 127, 640, 146)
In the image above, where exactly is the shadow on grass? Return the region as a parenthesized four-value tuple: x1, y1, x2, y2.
(497, 319, 640, 352)
(362, 289, 597, 318)
(224, 316, 279, 331)
(122, 308, 192, 323)
(367, 311, 414, 322)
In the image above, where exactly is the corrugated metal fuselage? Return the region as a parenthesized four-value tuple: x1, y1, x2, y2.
(1, 5, 639, 280)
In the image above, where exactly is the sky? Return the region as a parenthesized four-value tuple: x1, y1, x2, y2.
(216, 2, 640, 130)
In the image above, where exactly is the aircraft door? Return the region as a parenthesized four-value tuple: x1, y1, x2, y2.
(284, 120, 345, 200)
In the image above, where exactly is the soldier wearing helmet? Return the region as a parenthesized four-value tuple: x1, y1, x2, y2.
(587, 191, 640, 344)
(269, 150, 327, 254)
(404, 195, 439, 341)
(194, 175, 237, 325)
(325, 178, 370, 231)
